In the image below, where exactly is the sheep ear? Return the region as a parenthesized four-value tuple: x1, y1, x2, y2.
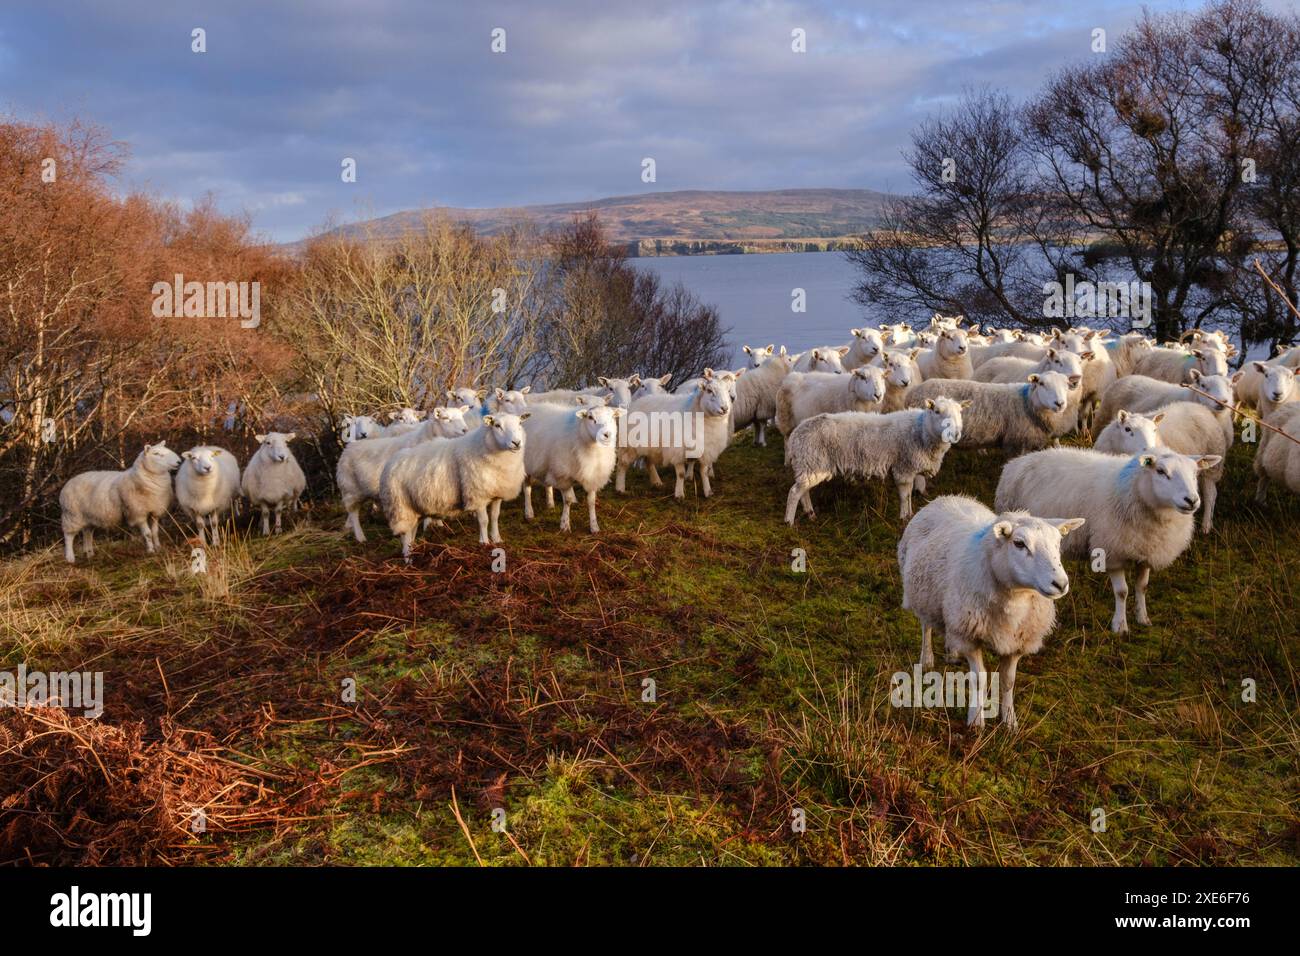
(743, 345, 752, 354)
(1152, 413, 1165, 424)
(521, 385, 532, 394)
(993, 521, 1014, 540)
(182, 451, 194, 460)
(1117, 410, 1129, 422)
(1069, 375, 1081, 387)
(575, 408, 589, 419)
(924, 399, 936, 410)
(765, 345, 774, 354)
(1053, 517, 1086, 537)
(960, 400, 973, 409)
(778, 345, 787, 355)
(734, 367, 746, 376)
(482, 415, 496, 427)
(908, 347, 922, 359)
(1138, 454, 1156, 468)
(1253, 361, 1268, 373)
(852, 328, 864, 338)
(286, 432, 296, 441)
(519, 412, 531, 421)
(702, 368, 714, 379)
(495, 387, 506, 399)
(255, 434, 267, 444)
(598, 377, 609, 387)
(388, 411, 399, 421)
(1231, 370, 1243, 384)
(1081, 350, 1094, 361)
(611, 406, 623, 419)
(659, 373, 672, 385)
(1188, 369, 1202, 382)
(476, 389, 487, 400)
(837, 346, 850, 355)
(1028, 374, 1040, 383)
(1196, 454, 1222, 471)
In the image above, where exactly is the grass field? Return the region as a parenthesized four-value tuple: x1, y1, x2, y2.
(1, 430, 1296, 866)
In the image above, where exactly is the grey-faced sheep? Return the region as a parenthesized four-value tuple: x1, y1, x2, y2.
(176, 446, 242, 546)
(775, 366, 886, 438)
(898, 495, 1084, 729)
(783, 397, 967, 523)
(59, 441, 182, 563)
(380, 412, 530, 558)
(521, 402, 621, 532)
(905, 372, 1075, 453)
(995, 447, 1220, 633)
(241, 432, 307, 535)
(1093, 405, 1231, 533)
(614, 376, 732, 499)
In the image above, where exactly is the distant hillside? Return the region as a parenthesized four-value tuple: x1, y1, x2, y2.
(299, 188, 897, 256)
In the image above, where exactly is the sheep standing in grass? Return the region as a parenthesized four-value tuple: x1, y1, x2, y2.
(1094, 407, 1230, 533)
(615, 376, 732, 499)
(521, 402, 622, 532)
(996, 447, 1220, 633)
(176, 446, 242, 546)
(906, 372, 1075, 453)
(974, 348, 1088, 430)
(241, 432, 306, 536)
(733, 345, 791, 447)
(915, 327, 973, 380)
(380, 412, 530, 557)
(1095, 371, 1234, 437)
(898, 495, 1083, 729)
(791, 347, 849, 374)
(1130, 345, 1228, 384)
(337, 405, 472, 542)
(1254, 403, 1300, 501)
(784, 397, 966, 523)
(775, 366, 886, 438)
(59, 442, 182, 563)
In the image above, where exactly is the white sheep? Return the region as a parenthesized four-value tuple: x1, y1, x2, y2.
(59, 441, 181, 563)
(906, 372, 1075, 452)
(973, 348, 1087, 430)
(871, 347, 920, 412)
(969, 338, 1044, 369)
(898, 495, 1083, 729)
(375, 407, 426, 437)
(380, 412, 530, 558)
(1093, 405, 1230, 533)
(1234, 346, 1300, 408)
(1094, 370, 1235, 436)
(337, 405, 472, 542)
(521, 402, 621, 532)
(784, 397, 967, 522)
(1253, 362, 1300, 421)
(175, 446, 242, 546)
(1130, 344, 1228, 383)
(614, 376, 732, 499)
(1253, 402, 1300, 501)
(341, 415, 381, 443)
(915, 326, 973, 380)
(241, 432, 307, 535)
(775, 366, 886, 438)
(631, 373, 674, 400)
(735, 346, 792, 446)
(996, 447, 1220, 633)
(790, 346, 849, 374)
(842, 328, 886, 369)
(881, 323, 919, 349)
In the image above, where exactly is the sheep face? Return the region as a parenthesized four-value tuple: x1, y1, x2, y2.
(936, 327, 969, 359)
(1027, 371, 1071, 414)
(432, 405, 472, 437)
(481, 413, 529, 452)
(389, 407, 424, 424)
(743, 344, 775, 368)
(575, 405, 621, 447)
(1190, 349, 1229, 378)
(806, 349, 845, 374)
(1107, 410, 1162, 453)
(182, 447, 222, 477)
(632, 373, 673, 399)
(1043, 348, 1085, 388)
(698, 380, 731, 417)
(596, 377, 634, 408)
(342, 415, 379, 440)
(991, 515, 1083, 598)
(142, 442, 182, 474)
(880, 350, 913, 389)
(491, 387, 531, 415)
(849, 328, 884, 363)
(849, 366, 886, 405)
(923, 396, 966, 445)
(702, 367, 741, 401)
(1185, 371, 1233, 409)
(255, 432, 296, 464)
(1136, 450, 1221, 515)
(1259, 363, 1299, 406)
(448, 387, 485, 409)
(991, 328, 1017, 343)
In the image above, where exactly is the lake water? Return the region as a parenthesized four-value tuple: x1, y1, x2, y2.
(636, 251, 874, 367)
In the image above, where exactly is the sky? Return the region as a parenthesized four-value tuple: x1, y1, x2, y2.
(0, 0, 1248, 242)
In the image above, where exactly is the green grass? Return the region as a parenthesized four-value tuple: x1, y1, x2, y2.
(1, 431, 1296, 866)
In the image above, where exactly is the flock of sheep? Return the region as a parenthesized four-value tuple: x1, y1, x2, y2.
(53, 314, 1300, 731)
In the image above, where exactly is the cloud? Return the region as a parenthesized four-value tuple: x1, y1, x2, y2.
(0, 0, 1199, 241)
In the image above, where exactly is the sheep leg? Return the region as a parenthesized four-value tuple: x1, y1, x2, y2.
(545, 486, 555, 509)
(755, 421, 766, 447)
(998, 653, 1021, 731)
(1133, 563, 1152, 626)
(965, 648, 987, 728)
(1254, 475, 1268, 504)
(489, 499, 503, 544)
(559, 489, 573, 532)
(140, 520, 157, 553)
(647, 463, 663, 487)
(64, 532, 77, 564)
(1199, 478, 1216, 534)
(274, 504, 284, 534)
(1108, 569, 1129, 634)
(260, 505, 271, 536)
(475, 506, 491, 545)
(785, 475, 824, 524)
(349, 509, 368, 543)
(919, 624, 934, 671)
(149, 515, 161, 550)
(700, 461, 713, 498)
(672, 463, 686, 499)
(209, 515, 221, 546)
(523, 483, 535, 521)
(82, 528, 95, 557)
(615, 463, 628, 493)
(587, 489, 600, 533)
(913, 475, 927, 496)
(895, 477, 914, 519)
(400, 529, 415, 563)
(685, 461, 695, 480)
